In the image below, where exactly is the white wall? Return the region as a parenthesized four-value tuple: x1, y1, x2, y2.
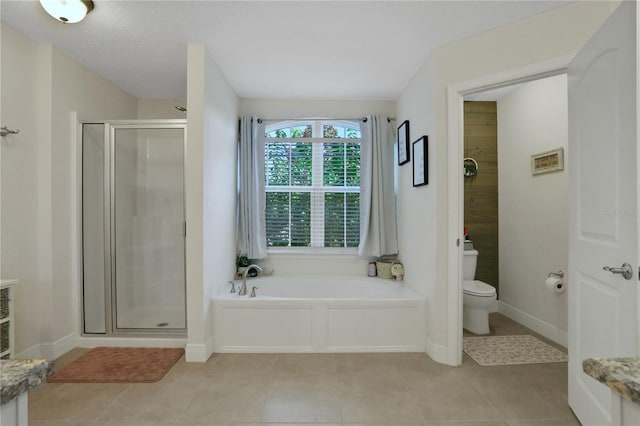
(50, 48, 138, 354)
(396, 1, 617, 364)
(239, 99, 396, 276)
(240, 99, 395, 120)
(497, 75, 568, 346)
(137, 99, 187, 119)
(1, 22, 138, 358)
(186, 44, 239, 362)
(396, 57, 438, 345)
(1, 23, 46, 355)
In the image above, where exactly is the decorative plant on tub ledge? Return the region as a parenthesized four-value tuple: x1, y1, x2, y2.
(236, 255, 251, 279)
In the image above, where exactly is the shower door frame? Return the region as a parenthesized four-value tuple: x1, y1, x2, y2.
(82, 119, 188, 337)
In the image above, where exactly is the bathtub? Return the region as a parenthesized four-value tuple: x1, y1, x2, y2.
(212, 275, 426, 353)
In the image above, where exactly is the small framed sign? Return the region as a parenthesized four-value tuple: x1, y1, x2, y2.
(397, 120, 410, 166)
(531, 148, 564, 175)
(412, 135, 428, 187)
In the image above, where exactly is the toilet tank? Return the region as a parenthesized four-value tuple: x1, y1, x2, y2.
(463, 249, 479, 280)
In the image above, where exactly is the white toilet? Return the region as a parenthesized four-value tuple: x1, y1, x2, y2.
(463, 249, 497, 335)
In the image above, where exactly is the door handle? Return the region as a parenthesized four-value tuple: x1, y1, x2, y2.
(602, 263, 633, 280)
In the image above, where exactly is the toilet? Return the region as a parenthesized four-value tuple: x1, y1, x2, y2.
(463, 249, 497, 335)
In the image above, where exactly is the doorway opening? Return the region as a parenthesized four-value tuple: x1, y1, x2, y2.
(461, 74, 569, 352)
(446, 57, 570, 365)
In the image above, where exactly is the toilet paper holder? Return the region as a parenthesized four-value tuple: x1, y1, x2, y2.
(548, 271, 564, 278)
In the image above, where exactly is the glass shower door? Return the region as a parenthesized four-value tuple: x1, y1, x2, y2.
(112, 127, 186, 330)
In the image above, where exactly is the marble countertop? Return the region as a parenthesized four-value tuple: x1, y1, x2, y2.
(0, 359, 49, 405)
(583, 358, 640, 405)
(0, 279, 18, 288)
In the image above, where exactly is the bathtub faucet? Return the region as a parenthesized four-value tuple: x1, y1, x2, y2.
(239, 264, 263, 296)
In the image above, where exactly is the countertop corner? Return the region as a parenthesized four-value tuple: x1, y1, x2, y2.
(583, 357, 640, 405)
(0, 359, 50, 405)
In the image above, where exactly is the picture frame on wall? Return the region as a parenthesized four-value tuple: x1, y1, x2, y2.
(397, 120, 410, 165)
(531, 148, 564, 175)
(413, 135, 428, 187)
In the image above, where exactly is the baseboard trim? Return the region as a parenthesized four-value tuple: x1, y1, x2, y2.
(426, 337, 451, 365)
(41, 333, 78, 360)
(16, 334, 78, 360)
(185, 343, 209, 362)
(17, 343, 44, 360)
(78, 336, 186, 349)
(17, 335, 186, 360)
(497, 301, 567, 348)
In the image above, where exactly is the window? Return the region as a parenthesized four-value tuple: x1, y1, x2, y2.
(264, 120, 361, 250)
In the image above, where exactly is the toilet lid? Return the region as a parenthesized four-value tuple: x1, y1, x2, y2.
(463, 280, 496, 297)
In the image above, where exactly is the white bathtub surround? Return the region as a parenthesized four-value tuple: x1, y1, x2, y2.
(212, 275, 426, 353)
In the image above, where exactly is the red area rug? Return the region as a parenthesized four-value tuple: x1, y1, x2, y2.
(48, 347, 184, 383)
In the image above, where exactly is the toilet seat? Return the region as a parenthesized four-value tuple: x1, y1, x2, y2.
(463, 280, 496, 297)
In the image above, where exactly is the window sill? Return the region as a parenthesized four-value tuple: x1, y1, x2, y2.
(267, 247, 359, 256)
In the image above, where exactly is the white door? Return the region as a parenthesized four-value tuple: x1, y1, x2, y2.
(568, 2, 637, 425)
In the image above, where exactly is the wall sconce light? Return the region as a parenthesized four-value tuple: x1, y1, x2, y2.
(39, 0, 94, 24)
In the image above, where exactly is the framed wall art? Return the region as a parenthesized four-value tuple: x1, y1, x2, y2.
(397, 120, 410, 166)
(531, 148, 564, 175)
(413, 135, 428, 187)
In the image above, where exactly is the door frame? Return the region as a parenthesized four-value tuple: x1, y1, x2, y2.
(445, 56, 572, 365)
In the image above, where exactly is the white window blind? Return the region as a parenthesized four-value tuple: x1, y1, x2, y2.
(264, 121, 361, 249)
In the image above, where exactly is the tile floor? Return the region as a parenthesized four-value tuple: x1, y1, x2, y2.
(28, 313, 578, 426)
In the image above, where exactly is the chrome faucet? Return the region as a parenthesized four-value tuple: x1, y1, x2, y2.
(239, 264, 262, 296)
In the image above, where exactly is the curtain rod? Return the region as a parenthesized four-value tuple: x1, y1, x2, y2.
(255, 117, 396, 124)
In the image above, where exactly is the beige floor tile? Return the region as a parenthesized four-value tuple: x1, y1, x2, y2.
(477, 386, 572, 421)
(507, 418, 581, 426)
(344, 423, 426, 426)
(50, 347, 91, 372)
(409, 377, 504, 423)
(203, 353, 277, 384)
(427, 421, 509, 426)
(177, 381, 268, 424)
(175, 423, 259, 426)
(392, 352, 464, 384)
(211, 353, 279, 369)
(91, 378, 199, 425)
(465, 364, 571, 422)
(262, 424, 341, 426)
(29, 314, 578, 426)
(161, 356, 216, 389)
(29, 383, 128, 422)
(337, 354, 407, 396)
(262, 380, 342, 423)
(28, 382, 53, 406)
(340, 387, 424, 424)
(271, 353, 337, 382)
(335, 352, 400, 376)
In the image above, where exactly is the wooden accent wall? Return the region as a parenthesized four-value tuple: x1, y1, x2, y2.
(464, 101, 499, 294)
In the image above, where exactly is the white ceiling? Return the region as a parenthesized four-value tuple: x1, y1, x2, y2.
(0, 1, 570, 100)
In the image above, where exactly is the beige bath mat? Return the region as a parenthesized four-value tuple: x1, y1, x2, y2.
(463, 335, 568, 366)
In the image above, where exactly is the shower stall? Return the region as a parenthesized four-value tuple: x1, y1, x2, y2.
(82, 120, 186, 335)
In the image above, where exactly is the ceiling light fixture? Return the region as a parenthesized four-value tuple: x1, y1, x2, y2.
(39, 0, 94, 24)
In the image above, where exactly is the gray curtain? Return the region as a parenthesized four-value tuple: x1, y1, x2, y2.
(358, 115, 398, 257)
(237, 116, 267, 259)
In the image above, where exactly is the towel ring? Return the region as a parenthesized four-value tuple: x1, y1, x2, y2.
(463, 157, 479, 177)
